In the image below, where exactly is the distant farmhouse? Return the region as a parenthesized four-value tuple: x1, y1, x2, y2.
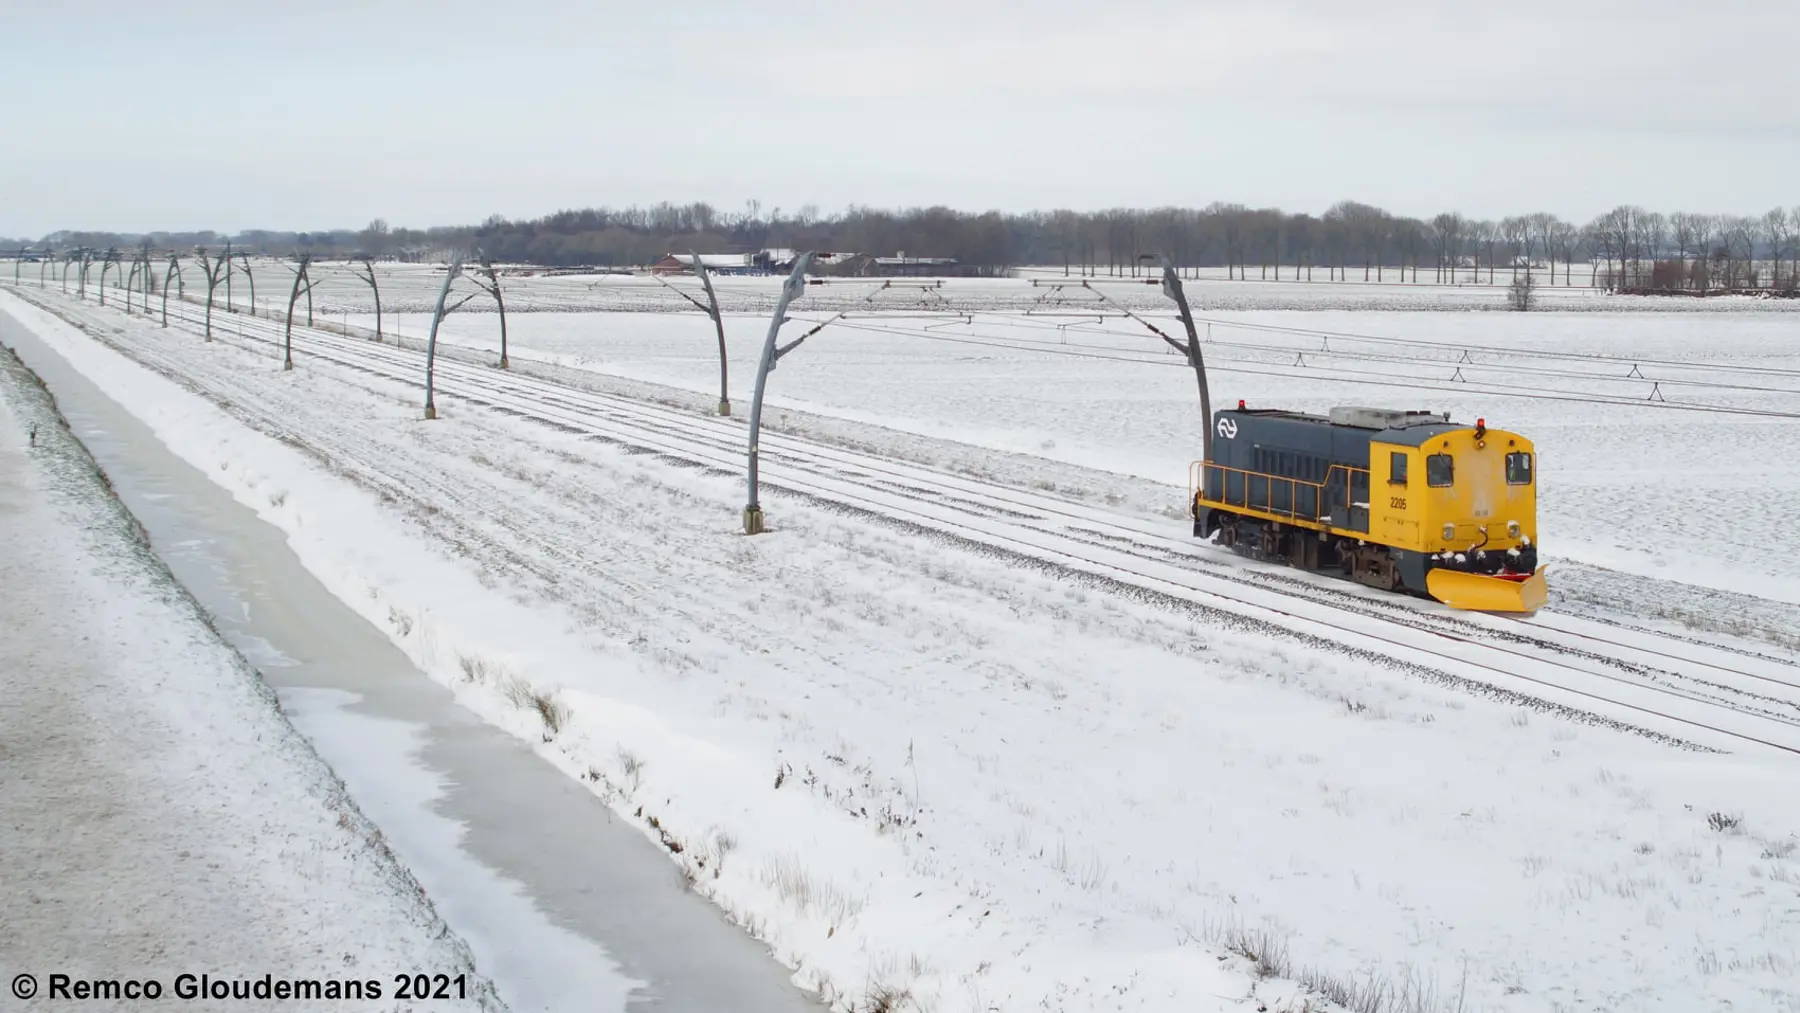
(650, 248, 968, 278)
(825, 253, 961, 278)
(650, 252, 759, 276)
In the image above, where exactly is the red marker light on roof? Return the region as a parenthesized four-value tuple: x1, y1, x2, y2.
(1238, 399, 1246, 409)
(1477, 417, 1485, 428)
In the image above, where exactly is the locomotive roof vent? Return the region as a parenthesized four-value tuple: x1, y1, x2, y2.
(1332, 406, 1440, 430)
(1328, 406, 1453, 429)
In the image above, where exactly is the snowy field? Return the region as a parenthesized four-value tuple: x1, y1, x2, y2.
(346, 304, 1800, 608)
(21, 255, 1800, 322)
(5, 284, 1799, 1013)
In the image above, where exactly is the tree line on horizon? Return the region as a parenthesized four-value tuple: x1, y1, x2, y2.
(12, 199, 1800, 292)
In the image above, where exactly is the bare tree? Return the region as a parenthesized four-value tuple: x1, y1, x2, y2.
(1508, 270, 1537, 311)
(1470, 220, 1499, 283)
(1250, 209, 1285, 280)
(1638, 212, 1666, 287)
(1592, 205, 1656, 289)
(1726, 217, 1758, 287)
(1588, 212, 1622, 289)
(1791, 206, 1800, 289)
(1689, 214, 1717, 291)
(1762, 208, 1791, 291)
(1288, 213, 1315, 280)
(1669, 212, 1701, 285)
(1318, 210, 1348, 281)
(1389, 218, 1424, 282)
(1527, 213, 1559, 284)
(1500, 216, 1532, 282)
(1429, 212, 1465, 283)
(1549, 220, 1583, 285)
(358, 218, 391, 258)
(1215, 205, 1248, 280)
(1360, 207, 1391, 281)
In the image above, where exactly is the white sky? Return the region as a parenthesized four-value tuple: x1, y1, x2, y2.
(4, 0, 1796, 236)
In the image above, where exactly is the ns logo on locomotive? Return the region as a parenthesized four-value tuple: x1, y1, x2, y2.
(1189, 401, 1547, 613)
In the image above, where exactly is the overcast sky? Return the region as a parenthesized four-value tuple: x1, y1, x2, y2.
(4, 0, 1797, 237)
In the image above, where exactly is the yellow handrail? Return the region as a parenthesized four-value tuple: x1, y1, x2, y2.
(1190, 461, 1371, 526)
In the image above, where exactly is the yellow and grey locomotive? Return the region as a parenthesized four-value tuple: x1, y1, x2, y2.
(1190, 402, 1546, 613)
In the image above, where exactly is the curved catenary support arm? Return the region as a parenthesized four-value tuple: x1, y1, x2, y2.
(39, 249, 53, 288)
(195, 247, 226, 341)
(423, 256, 466, 420)
(692, 252, 731, 415)
(237, 252, 256, 317)
(1158, 256, 1213, 464)
(653, 259, 729, 413)
(283, 253, 312, 370)
(467, 253, 509, 368)
(742, 252, 815, 534)
(125, 258, 140, 313)
(353, 257, 382, 341)
(97, 248, 118, 305)
(134, 243, 154, 312)
(162, 255, 183, 327)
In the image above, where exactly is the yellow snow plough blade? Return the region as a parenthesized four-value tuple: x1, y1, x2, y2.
(1426, 566, 1548, 613)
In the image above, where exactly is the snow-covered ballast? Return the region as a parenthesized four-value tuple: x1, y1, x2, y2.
(1188, 403, 1546, 613)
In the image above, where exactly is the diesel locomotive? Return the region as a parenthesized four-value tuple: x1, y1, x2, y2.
(1189, 402, 1546, 613)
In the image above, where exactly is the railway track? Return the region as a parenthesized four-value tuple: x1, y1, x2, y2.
(20, 284, 1800, 759)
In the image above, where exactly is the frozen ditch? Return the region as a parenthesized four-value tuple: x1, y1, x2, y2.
(0, 310, 821, 1013)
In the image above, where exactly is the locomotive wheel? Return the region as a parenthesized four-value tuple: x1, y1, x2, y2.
(1211, 511, 1237, 548)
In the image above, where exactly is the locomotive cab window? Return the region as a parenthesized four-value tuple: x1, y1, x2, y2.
(1389, 452, 1408, 485)
(1426, 453, 1454, 488)
(1506, 451, 1534, 485)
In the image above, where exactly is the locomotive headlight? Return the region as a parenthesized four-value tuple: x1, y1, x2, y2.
(1442, 523, 1456, 542)
(1507, 520, 1521, 539)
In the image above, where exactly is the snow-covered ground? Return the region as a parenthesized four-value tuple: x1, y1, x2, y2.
(343, 305, 1800, 608)
(5, 285, 1799, 1013)
(23, 255, 1800, 325)
(0, 340, 502, 1012)
(7, 306, 816, 1013)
